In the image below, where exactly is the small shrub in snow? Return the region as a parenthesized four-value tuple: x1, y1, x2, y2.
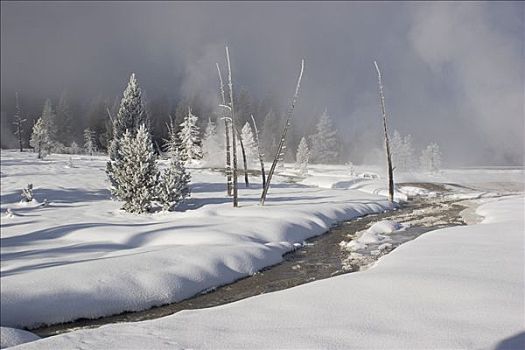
(107, 125, 158, 213)
(21, 184, 33, 202)
(157, 147, 191, 211)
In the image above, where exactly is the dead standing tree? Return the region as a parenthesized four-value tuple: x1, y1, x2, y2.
(260, 59, 304, 205)
(374, 61, 394, 202)
(226, 46, 239, 207)
(216, 63, 233, 196)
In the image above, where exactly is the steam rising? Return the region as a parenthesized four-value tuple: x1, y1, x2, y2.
(1, 2, 523, 165)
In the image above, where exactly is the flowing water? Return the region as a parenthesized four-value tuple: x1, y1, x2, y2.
(32, 184, 472, 337)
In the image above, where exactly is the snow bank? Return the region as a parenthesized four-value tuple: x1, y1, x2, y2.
(0, 327, 39, 349)
(14, 196, 523, 349)
(0, 151, 394, 329)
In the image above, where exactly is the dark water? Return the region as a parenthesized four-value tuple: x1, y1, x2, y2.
(32, 191, 468, 337)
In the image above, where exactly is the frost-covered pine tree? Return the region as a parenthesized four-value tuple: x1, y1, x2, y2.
(40, 98, 57, 144)
(240, 122, 258, 168)
(295, 137, 310, 176)
(108, 124, 158, 213)
(419, 143, 442, 173)
(157, 147, 191, 211)
(309, 109, 339, 164)
(30, 117, 52, 159)
(69, 141, 81, 154)
(177, 107, 202, 164)
(83, 128, 97, 156)
(390, 130, 416, 172)
(56, 92, 73, 145)
(201, 117, 222, 167)
(108, 73, 148, 161)
(13, 92, 26, 152)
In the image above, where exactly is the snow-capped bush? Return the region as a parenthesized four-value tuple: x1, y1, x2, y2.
(21, 184, 33, 202)
(157, 147, 191, 211)
(108, 125, 158, 213)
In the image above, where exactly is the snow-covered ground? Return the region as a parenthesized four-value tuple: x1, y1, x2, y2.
(8, 194, 524, 349)
(1, 151, 397, 329)
(1, 150, 523, 349)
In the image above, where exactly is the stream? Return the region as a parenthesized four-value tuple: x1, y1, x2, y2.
(32, 184, 472, 337)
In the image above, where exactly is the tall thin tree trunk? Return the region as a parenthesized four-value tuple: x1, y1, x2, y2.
(226, 46, 238, 207)
(374, 61, 394, 202)
(250, 114, 266, 189)
(260, 59, 304, 206)
(216, 63, 233, 196)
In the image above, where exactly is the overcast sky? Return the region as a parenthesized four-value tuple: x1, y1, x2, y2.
(1, 1, 523, 165)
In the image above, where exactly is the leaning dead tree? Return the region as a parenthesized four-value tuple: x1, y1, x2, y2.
(13, 92, 26, 152)
(225, 46, 239, 207)
(235, 126, 250, 188)
(216, 62, 233, 196)
(250, 114, 266, 189)
(374, 61, 394, 202)
(260, 59, 304, 205)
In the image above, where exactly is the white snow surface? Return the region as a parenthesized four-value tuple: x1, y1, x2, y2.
(0, 327, 39, 349)
(10, 194, 524, 349)
(0, 151, 395, 329)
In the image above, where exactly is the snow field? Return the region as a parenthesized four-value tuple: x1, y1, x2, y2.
(10, 193, 524, 349)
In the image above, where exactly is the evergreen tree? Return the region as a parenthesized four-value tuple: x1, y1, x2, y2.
(70, 141, 81, 154)
(30, 117, 51, 159)
(201, 117, 222, 167)
(83, 128, 97, 156)
(420, 143, 442, 173)
(157, 147, 191, 211)
(295, 137, 310, 176)
(309, 109, 339, 164)
(56, 92, 74, 145)
(390, 130, 416, 172)
(240, 122, 257, 168)
(13, 92, 26, 152)
(108, 73, 148, 161)
(40, 98, 57, 143)
(108, 125, 158, 213)
(177, 107, 202, 163)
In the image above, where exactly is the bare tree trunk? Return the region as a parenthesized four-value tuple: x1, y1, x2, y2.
(260, 60, 304, 206)
(226, 46, 238, 207)
(250, 114, 266, 189)
(216, 63, 233, 196)
(374, 61, 394, 202)
(234, 126, 249, 188)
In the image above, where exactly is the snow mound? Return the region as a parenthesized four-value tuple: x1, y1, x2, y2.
(367, 220, 404, 235)
(0, 327, 40, 349)
(342, 220, 405, 250)
(398, 186, 437, 198)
